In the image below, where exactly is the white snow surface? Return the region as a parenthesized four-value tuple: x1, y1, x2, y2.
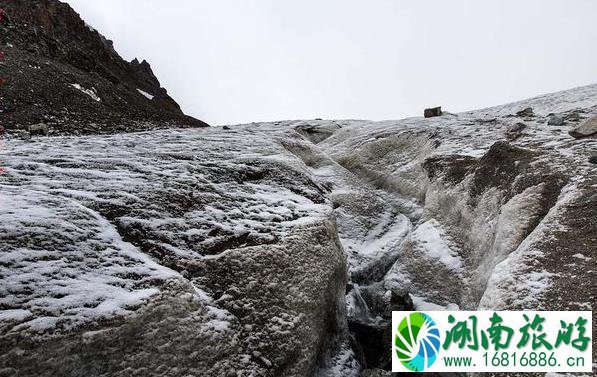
(0, 186, 179, 332)
(0, 123, 331, 333)
(409, 219, 462, 272)
(137, 88, 154, 100)
(70, 83, 101, 102)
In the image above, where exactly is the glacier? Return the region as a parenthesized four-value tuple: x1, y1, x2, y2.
(1, 83, 596, 376)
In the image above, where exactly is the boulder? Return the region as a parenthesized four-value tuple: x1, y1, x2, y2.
(424, 106, 442, 118)
(516, 107, 534, 117)
(589, 155, 597, 164)
(569, 115, 597, 138)
(547, 114, 565, 126)
(505, 122, 526, 141)
(28, 123, 49, 136)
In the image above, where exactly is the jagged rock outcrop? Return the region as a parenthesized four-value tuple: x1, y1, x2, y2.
(0, 0, 208, 135)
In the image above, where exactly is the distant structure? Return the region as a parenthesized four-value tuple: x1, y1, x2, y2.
(424, 106, 442, 118)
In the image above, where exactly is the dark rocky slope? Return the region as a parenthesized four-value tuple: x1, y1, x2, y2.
(0, 0, 208, 135)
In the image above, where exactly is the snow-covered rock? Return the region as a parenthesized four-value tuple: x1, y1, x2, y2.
(569, 115, 597, 138)
(0, 126, 346, 376)
(547, 114, 565, 126)
(27, 123, 49, 136)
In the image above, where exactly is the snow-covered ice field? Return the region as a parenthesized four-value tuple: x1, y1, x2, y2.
(1, 83, 596, 376)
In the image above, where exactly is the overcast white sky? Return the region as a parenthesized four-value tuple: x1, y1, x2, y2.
(64, 0, 597, 125)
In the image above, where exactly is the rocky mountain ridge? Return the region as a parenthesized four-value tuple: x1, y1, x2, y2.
(0, 0, 208, 135)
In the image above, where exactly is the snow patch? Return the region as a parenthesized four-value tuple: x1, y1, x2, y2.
(0, 187, 182, 332)
(137, 88, 154, 100)
(571, 253, 591, 261)
(410, 219, 463, 272)
(411, 295, 459, 311)
(70, 83, 101, 102)
(0, 309, 32, 322)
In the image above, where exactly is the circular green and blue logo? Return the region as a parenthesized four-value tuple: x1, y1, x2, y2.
(394, 312, 441, 372)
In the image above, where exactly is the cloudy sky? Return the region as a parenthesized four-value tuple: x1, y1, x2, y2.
(64, 0, 597, 125)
